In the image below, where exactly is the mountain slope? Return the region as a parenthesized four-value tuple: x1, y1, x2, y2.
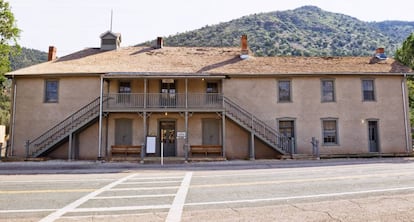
(159, 6, 414, 57)
(9, 47, 48, 71)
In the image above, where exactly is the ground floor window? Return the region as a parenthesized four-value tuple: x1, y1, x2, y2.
(322, 118, 338, 145)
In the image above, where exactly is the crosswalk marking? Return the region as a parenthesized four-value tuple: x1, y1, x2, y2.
(39, 173, 139, 222)
(9, 172, 193, 222)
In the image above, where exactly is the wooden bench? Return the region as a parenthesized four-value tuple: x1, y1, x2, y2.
(111, 145, 142, 157)
(190, 145, 222, 157)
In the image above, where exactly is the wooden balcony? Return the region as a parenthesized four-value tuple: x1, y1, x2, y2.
(103, 93, 224, 112)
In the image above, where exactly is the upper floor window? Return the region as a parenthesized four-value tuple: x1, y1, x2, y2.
(206, 82, 219, 93)
(362, 79, 375, 101)
(44, 80, 59, 103)
(322, 118, 338, 145)
(119, 81, 131, 94)
(278, 80, 291, 102)
(321, 79, 335, 102)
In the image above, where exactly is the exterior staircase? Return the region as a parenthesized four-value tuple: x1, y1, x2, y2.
(27, 97, 101, 157)
(224, 97, 292, 155)
(27, 96, 291, 158)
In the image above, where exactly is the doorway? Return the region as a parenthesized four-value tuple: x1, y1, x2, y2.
(202, 118, 220, 145)
(115, 118, 132, 145)
(160, 120, 176, 157)
(161, 79, 176, 107)
(368, 120, 379, 152)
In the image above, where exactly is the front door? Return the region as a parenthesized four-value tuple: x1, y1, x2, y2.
(368, 121, 379, 152)
(160, 121, 176, 157)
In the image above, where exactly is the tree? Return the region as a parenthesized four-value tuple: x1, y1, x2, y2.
(395, 33, 414, 69)
(0, 0, 20, 127)
(395, 33, 414, 126)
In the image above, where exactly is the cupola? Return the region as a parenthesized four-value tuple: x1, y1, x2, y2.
(100, 31, 121, 51)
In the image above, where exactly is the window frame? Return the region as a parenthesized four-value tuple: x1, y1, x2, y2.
(321, 118, 339, 146)
(361, 79, 376, 101)
(321, 79, 335, 102)
(277, 79, 292, 103)
(44, 79, 59, 103)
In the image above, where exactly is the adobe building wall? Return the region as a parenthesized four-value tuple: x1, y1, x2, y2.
(223, 75, 409, 155)
(11, 76, 100, 156)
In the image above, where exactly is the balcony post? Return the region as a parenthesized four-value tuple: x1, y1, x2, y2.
(185, 111, 189, 162)
(144, 79, 147, 109)
(222, 110, 226, 159)
(98, 75, 103, 160)
(185, 78, 188, 109)
(141, 111, 147, 164)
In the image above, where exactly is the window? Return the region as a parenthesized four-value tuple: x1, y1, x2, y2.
(44, 80, 59, 103)
(322, 119, 338, 145)
(278, 80, 291, 102)
(119, 81, 131, 94)
(206, 82, 219, 93)
(362, 79, 375, 101)
(321, 79, 335, 102)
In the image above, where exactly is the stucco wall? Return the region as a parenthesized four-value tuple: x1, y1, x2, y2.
(11, 76, 100, 156)
(223, 75, 409, 155)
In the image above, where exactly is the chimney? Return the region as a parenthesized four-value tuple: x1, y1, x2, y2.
(376, 48, 385, 54)
(48, 46, 57, 61)
(240, 34, 249, 59)
(156, 37, 163, 49)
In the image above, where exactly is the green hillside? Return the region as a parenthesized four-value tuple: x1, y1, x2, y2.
(157, 6, 414, 57)
(9, 47, 47, 71)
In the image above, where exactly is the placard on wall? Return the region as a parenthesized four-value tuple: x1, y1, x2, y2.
(146, 136, 156, 153)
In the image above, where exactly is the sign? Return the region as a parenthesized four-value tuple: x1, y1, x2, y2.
(162, 79, 174, 83)
(177, 132, 186, 138)
(146, 136, 156, 153)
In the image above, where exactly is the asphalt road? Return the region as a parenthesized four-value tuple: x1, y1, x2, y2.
(1, 158, 414, 221)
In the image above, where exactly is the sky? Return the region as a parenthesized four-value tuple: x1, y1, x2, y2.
(7, 0, 414, 56)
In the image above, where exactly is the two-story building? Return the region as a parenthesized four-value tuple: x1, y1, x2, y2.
(6, 32, 413, 161)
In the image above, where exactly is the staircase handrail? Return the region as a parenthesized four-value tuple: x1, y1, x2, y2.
(28, 97, 101, 155)
(223, 97, 291, 153)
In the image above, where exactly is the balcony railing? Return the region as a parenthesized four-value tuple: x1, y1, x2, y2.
(104, 93, 223, 111)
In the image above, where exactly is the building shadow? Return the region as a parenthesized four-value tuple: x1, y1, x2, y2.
(196, 56, 242, 73)
(54, 48, 103, 62)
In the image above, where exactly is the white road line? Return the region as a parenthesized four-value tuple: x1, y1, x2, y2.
(185, 186, 414, 206)
(60, 211, 164, 220)
(0, 179, 115, 183)
(92, 194, 176, 199)
(122, 180, 182, 185)
(165, 172, 193, 222)
(110, 186, 179, 191)
(38, 173, 138, 222)
(128, 176, 184, 180)
(71, 204, 171, 212)
(0, 209, 56, 213)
